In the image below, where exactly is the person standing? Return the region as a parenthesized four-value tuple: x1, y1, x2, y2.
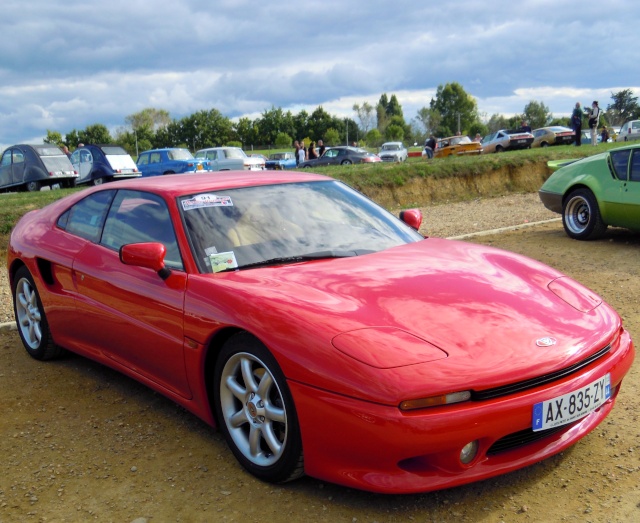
(424, 135, 436, 159)
(571, 102, 583, 146)
(308, 141, 318, 160)
(317, 139, 326, 157)
(587, 101, 601, 146)
(297, 140, 306, 165)
(293, 140, 300, 166)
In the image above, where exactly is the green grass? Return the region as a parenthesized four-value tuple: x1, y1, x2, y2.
(0, 142, 621, 248)
(0, 188, 82, 236)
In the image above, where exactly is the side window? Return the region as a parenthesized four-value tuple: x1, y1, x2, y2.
(610, 149, 631, 181)
(137, 154, 149, 166)
(58, 190, 116, 242)
(630, 150, 640, 182)
(1, 150, 11, 168)
(13, 151, 24, 164)
(150, 152, 162, 164)
(101, 190, 183, 270)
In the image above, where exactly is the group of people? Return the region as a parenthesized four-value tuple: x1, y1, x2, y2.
(294, 139, 326, 165)
(571, 101, 602, 146)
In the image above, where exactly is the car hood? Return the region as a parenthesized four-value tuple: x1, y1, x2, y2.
(186, 239, 620, 403)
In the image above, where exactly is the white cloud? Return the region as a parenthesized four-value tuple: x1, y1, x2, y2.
(0, 0, 639, 150)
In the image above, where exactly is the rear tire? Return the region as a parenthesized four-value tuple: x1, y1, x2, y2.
(24, 180, 41, 192)
(12, 266, 63, 360)
(562, 188, 607, 240)
(341, 159, 353, 165)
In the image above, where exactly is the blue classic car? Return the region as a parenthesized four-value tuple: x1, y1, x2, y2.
(136, 148, 211, 177)
(70, 144, 140, 186)
(0, 144, 78, 191)
(265, 152, 297, 170)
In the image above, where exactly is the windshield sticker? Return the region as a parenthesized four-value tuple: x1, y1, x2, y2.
(182, 194, 233, 211)
(209, 251, 238, 273)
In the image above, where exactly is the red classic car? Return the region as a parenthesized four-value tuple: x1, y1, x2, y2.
(8, 171, 634, 493)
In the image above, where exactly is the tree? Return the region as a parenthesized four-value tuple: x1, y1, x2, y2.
(308, 106, 334, 142)
(172, 109, 233, 150)
(486, 113, 510, 134)
(257, 107, 295, 145)
(44, 130, 64, 146)
(376, 93, 390, 132)
(521, 100, 552, 130)
(413, 107, 442, 137)
(607, 89, 640, 126)
(125, 108, 171, 133)
(385, 124, 404, 142)
(233, 117, 260, 147)
(352, 102, 376, 133)
(430, 83, 480, 137)
(364, 128, 383, 147)
(293, 110, 310, 141)
(275, 132, 292, 148)
(76, 124, 112, 145)
(386, 94, 403, 119)
(324, 128, 340, 146)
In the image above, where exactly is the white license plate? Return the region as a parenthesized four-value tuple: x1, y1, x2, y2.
(532, 374, 610, 431)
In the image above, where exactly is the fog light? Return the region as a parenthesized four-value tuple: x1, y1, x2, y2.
(460, 440, 478, 464)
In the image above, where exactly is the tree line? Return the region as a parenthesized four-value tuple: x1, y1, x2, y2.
(44, 85, 640, 156)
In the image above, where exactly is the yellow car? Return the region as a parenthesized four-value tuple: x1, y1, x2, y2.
(531, 126, 575, 147)
(433, 135, 482, 158)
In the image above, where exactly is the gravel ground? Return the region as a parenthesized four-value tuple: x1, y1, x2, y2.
(4, 192, 640, 523)
(412, 192, 560, 239)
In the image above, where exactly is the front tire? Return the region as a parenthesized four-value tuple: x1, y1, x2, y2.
(341, 159, 353, 165)
(214, 332, 304, 483)
(12, 266, 62, 360)
(91, 177, 104, 186)
(562, 188, 607, 240)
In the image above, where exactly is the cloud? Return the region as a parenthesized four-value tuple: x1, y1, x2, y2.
(0, 0, 639, 150)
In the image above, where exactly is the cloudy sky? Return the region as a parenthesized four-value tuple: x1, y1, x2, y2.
(1, 0, 638, 150)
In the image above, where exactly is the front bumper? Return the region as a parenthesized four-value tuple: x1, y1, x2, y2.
(291, 329, 634, 493)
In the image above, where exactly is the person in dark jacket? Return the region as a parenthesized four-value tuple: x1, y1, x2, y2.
(571, 102, 584, 146)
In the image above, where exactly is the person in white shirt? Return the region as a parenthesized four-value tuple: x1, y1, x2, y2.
(587, 101, 601, 146)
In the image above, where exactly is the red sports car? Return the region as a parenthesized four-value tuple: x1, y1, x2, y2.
(7, 172, 634, 494)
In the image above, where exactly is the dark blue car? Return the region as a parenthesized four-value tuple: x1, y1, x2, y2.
(70, 144, 141, 186)
(136, 148, 211, 177)
(0, 144, 78, 192)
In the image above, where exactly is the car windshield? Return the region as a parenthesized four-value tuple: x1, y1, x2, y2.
(382, 144, 400, 151)
(101, 146, 128, 155)
(169, 149, 194, 160)
(180, 180, 423, 273)
(224, 148, 247, 159)
(34, 146, 65, 157)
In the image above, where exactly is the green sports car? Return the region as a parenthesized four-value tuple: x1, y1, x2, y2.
(539, 143, 640, 240)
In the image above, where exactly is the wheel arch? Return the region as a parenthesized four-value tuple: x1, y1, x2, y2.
(202, 326, 251, 425)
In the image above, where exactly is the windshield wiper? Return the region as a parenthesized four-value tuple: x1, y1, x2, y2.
(235, 249, 371, 270)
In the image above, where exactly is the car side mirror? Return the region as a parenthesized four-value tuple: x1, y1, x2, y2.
(120, 242, 172, 280)
(399, 209, 422, 231)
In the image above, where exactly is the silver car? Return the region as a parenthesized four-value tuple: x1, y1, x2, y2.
(195, 147, 265, 171)
(616, 120, 640, 142)
(481, 129, 534, 153)
(378, 142, 408, 162)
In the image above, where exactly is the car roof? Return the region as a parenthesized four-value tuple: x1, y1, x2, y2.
(139, 148, 188, 154)
(96, 171, 331, 199)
